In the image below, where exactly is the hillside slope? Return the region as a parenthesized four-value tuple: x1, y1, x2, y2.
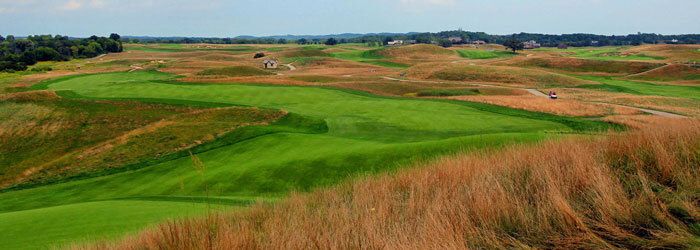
(93, 121, 700, 249)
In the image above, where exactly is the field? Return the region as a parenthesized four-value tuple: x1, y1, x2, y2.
(456, 49, 516, 59)
(0, 42, 698, 249)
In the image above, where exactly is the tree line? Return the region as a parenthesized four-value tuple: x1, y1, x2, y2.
(120, 31, 700, 48)
(0, 34, 123, 72)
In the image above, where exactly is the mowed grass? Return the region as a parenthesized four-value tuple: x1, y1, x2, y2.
(0, 200, 226, 249)
(576, 75, 700, 100)
(197, 66, 274, 77)
(536, 46, 665, 61)
(0, 71, 614, 247)
(456, 49, 515, 59)
(330, 49, 410, 68)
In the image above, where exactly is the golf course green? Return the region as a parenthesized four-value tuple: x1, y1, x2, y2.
(0, 70, 613, 248)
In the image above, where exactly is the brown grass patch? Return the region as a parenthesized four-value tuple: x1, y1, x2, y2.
(625, 44, 700, 63)
(626, 64, 700, 83)
(602, 115, 677, 129)
(87, 121, 700, 249)
(505, 57, 664, 75)
(549, 87, 700, 117)
(380, 44, 458, 60)
(411, 63, 592, 88)
(447, 95, 641, 117)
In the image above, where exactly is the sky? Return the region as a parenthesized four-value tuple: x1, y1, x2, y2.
(1, 0, 699, 37)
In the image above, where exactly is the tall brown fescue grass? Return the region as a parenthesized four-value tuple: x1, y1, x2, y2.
(83, 120, 700, 249)
(448, 95, 641, 117)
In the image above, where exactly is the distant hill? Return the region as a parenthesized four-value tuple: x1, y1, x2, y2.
(234, 32, 419, 40)
(120, 31, 700, 46)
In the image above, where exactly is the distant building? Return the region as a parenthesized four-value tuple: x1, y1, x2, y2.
(591, 40, 600, 46)
(387, 40, 404, 46)
(263, 59, 278, 69)
(671, 39, 679, 43)
(448, 37, 464, 44)
(557, 43, 569, 49)
(523, 40, 541, 49)
(405, 40, 417, 45)
(471, 40, 487, 45)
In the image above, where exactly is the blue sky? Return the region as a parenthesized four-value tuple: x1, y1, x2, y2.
(1, 0, 699, 37)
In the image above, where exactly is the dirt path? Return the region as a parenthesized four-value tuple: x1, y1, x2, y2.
(286, 63, 296, 71)
(525, 89, 548, 97)
(607, 103, 687, 118)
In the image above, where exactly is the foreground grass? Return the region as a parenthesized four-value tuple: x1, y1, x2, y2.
(0, 200, 227, 249)
(91, 121, 700, 249)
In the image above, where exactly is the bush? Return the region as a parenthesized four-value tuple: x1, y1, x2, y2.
(254, 52, 265, 59)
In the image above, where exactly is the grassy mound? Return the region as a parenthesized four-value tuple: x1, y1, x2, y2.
(416, 88, 480, 97)
(289, 75, 341, 83)
(576, 75, 700, 100)
(0, 91, 286, 190)
(535, 46, 666, 61)
(511, 57, 664, 74)
(93, 121, 700, 249)
(282, 47, 330, 58)
(379, 44, 455, 59)
(457, 49, 515, 59)
(330, 49, 410, 68)
(424, 65, 590, 87)
(197, 66, 274, 77)
(626, 64, 700, 82)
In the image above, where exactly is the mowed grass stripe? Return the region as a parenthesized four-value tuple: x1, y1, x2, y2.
(0, 200, 228, 250)
(576, 75, 700, 100)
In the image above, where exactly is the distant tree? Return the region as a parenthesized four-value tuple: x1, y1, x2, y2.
(438, 39, 453, 48)
(20, 51, 37, 65)
(297, 38, 308, 45)
(324, 38, 338, 46)
(503, 36, 524, 52)
(383, 37, 394, 45)
(0, 35, 4, 42)
(277, 38, 287, 44)
(102, 39, 122, 53)
(109, 33, 121, 41)
(254, 52, 265, 58)
(35, 47, 63, 61)
(5, 35, 15, 42)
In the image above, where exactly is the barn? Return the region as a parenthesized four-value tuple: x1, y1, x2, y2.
(263, 59, 278, 69)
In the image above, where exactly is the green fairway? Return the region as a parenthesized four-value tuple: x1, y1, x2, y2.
(0, 200, 227, 249)
(457, 49, 515, 59)
(576, 75, 700, 100)
(330, 49, 409, 68)
(0, 70, 616, 248)
(536, 46, 664, 61)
